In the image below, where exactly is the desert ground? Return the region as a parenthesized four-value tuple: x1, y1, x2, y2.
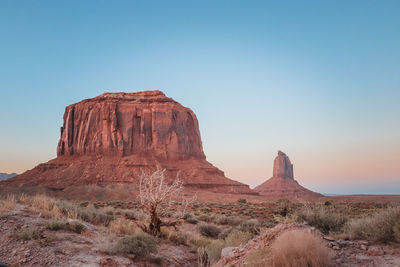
(1, 190, 400, 267)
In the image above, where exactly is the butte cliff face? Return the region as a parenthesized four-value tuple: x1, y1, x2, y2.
(2, 91, 253, 195)
(57, 91, 205, 160)
(254, 151, 322, 197)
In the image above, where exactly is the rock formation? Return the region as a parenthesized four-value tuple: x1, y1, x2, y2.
(254, 151, 322, 197)
(2, 91, 254, 195)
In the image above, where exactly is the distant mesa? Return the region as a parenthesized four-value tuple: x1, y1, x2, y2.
(0, 173, 18, 181)
(2, 90, 254, 195)
(254, 151, 323, 197)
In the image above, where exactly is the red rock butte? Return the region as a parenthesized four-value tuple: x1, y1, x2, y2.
(254, 151, 323, 197)
(2, 90, 254, 195)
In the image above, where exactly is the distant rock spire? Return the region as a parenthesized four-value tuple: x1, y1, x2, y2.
(254, 151, 322, 197)
(273, 151, 294, 179)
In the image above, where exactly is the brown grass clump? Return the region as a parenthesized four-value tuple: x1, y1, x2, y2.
(46, 220, 86, 234)
(161, 228, 188, 245)
(197, 223, 222, 238)
(0, 194, 16, 214)
(346, 206, 400, 244)
(14, 226, 41, 241)
(296, 206, 347, 234)
(224, 230, 253, 247)
(29, 194, 63, 219)
(105, 233, 157, 258)
(246, 247, 270, 267)
(109, 218, 138, 236)
(271, 230, 332, 267)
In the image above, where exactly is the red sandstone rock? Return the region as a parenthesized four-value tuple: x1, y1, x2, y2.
(254, 151, 322, 197)
(2, 91, 254, 195)
(57, 91, 205, 160)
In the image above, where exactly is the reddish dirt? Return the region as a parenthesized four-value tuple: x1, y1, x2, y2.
(0, 204, 196, 267)
(216, 223, 400, 267)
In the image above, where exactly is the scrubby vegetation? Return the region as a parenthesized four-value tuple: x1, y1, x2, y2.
(1, 192, 400, 266)
(46, 220, 86, 234)
(346, 206, 400, 244)
(14, 226, 41, 241)
(109, 218, 138, 235)
(197, 223, 222, 238)
(271, 230, 332, 267)
(296, 206, 347, 234)
(105, 233, 157, 258)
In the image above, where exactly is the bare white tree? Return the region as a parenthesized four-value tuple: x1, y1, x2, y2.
(136, 167, 193, 236)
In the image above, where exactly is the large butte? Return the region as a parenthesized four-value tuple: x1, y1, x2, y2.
(1, 91, 254, 197)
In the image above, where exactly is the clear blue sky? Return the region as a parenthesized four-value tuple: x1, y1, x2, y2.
(1, 1, 399, 194)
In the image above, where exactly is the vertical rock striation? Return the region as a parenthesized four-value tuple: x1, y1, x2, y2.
(56, 91, 205, 160)
(273, 151, 294, 179)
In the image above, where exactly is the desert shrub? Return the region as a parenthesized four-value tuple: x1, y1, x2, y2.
(216, 215, 229, 225)
(14, 226, 41, 240)
(161, 228, 187, 245)
(217, 215, 244, 226)
(226, 216, 243, 226)
(168, 231, 188, 245)
(183, 212, 194, 220)
(46, 220, 68, 231)
(102, 206, 115, 215)
(245, 247, 270, 266)
(184, 212, 198, 224)
(109, 218, 138, 235)
(46, 220, 86, 234)
(197, 214, 217, 223)
(237, 198, 247, 204)
(271, 230, 332, 267)
(187, 217, 199, 224)
(225, 230, 252, 247)
(346, 206, 400, 243)
(324, 201, 332, 206)
(26, 194, 62, 218)
(197, 223, 221, 238)
(296, 206, 347, 234)
(205, 240, 225, 263)
(107, 233, 157, 258)
(0, 194, 16, 213)
(218, 228, 233, 239)
(56, 201, 113, 225)
(197, 246, 210, 267)
(190, 235, 212, 249)
(68, 222, 86, 234)
(238, 219, 260, 235)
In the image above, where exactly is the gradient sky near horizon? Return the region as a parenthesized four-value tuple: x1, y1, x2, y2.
(1, 1, 399, 194)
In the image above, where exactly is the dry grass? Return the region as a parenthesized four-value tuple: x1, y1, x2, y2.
(224, 230, 253, 247)
(105, 233, 157, 258)
(109, 218, 138, 236)
(296, 206, 347, 234)
(13, 194, 113, 225)
(46, 220, 86, 234)
(197, 223, 222, 238)
(29, 194, 63, 218)
(271, 230, 332, 267)
(346, 206, 400, 244)
(0, 194, 17, 214)
(246, 247, 270, 267)
(13, 226, 41, 241)
(161, 228, 188, 245)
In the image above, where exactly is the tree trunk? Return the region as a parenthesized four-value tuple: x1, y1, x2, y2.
(149, 212, 162, 236)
